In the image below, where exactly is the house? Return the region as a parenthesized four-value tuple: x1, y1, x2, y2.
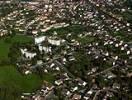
(71, 94, 81, 100)
(72, 86, 78, 92)
(20, 49, 36, 59)
(76, 79, 87, 87)
(55, 80, 63, 86)
(127, 50, 131, 55)
(32, 30, 38, 35)
(48, 39, 61, 46)
(66, 91, 72, 97)
(35, 36, 46, 44)
(38, 45, 52, 53)
(83, 95, 89, 100)
(25, 70, 32, 75)
(106, 72, 116, 79)
(87, 90, 93, 95)
(37, 60, 43, 65)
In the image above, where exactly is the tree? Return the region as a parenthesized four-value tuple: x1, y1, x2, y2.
(125, 0, 132, 9)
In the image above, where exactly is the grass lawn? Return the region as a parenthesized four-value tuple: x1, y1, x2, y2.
(11, 35, 33, 43)
(77, 36, 95, 45)
(42, 73, 55, 83)
(0, 39, 11, 61)
(44, 25, 86, 36)
(0, 65, 42, 100)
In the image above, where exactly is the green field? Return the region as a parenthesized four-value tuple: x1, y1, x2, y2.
(0, 39, 10, 61)
(0, 65, 42, 100)
(0, 66, 42, 92)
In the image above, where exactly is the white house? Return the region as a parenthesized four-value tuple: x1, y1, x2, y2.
(35, 36, 46, 44)
(48, 39, 61, 46)
(20, 49, 36, 59)
(38, 45, 52, 53)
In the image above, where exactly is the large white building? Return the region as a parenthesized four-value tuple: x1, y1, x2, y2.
(35, 36, 46, 44)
